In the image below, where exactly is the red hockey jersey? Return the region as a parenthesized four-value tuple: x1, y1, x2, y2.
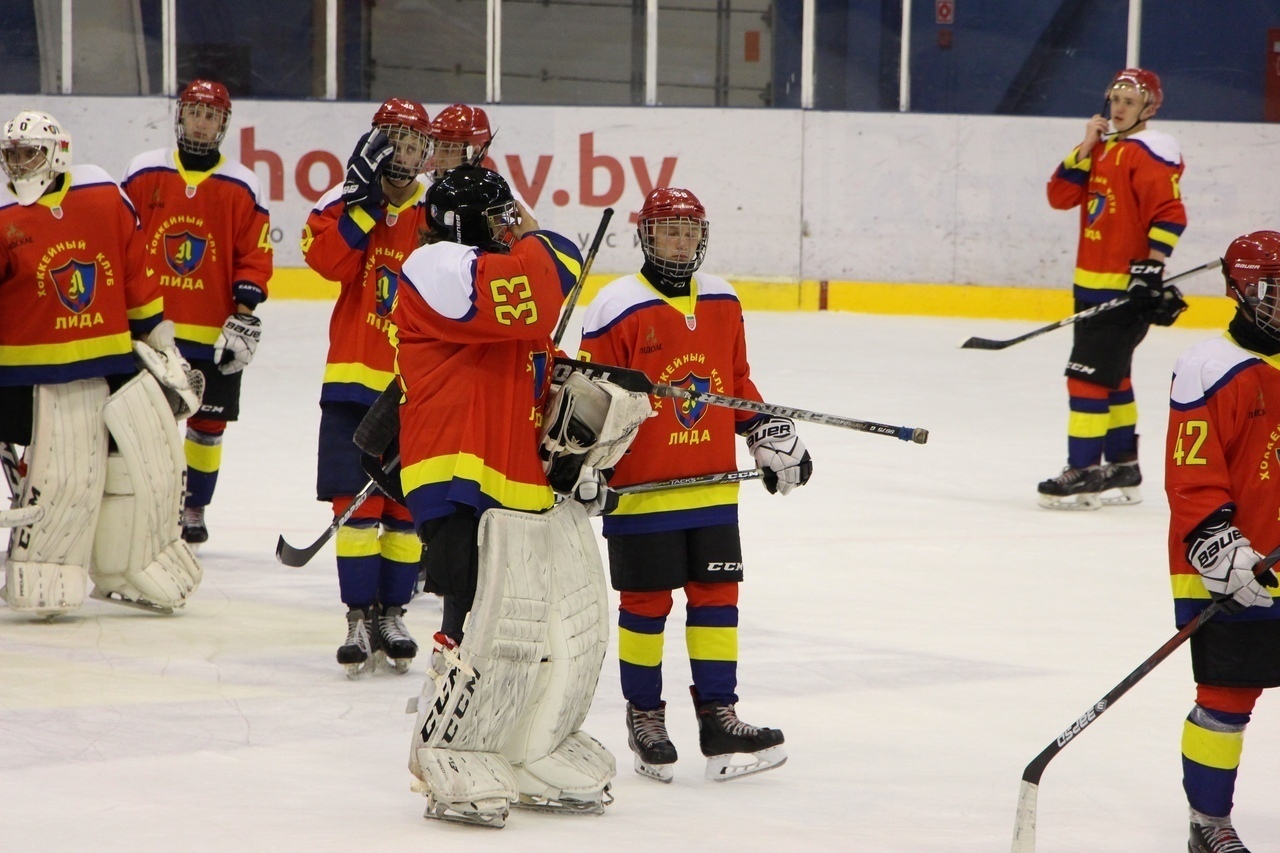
(1047, 129, 1187, 304)
(392, 231, 582, 523)
(0, 164, 161, 386)
(578, 272, 763, 536)
(1166, 333, 1280, 627)
(122, 149, 272, 360)
(302, 179, 429, 406)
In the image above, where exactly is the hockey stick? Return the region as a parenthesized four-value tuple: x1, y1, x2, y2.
(614, 468, 762, 495)
(0, 441, 42, 527)
(553, 357, 929, 444)
(961, 259, 1222, 351)
(274, 454, 399, 568)
(1009, 544, 1280, 853)
(552, 207, 614, 346)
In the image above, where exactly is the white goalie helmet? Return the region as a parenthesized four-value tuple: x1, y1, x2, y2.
(1, 110, 72, 206)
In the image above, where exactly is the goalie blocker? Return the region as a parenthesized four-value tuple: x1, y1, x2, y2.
(4, 372, 202, 617)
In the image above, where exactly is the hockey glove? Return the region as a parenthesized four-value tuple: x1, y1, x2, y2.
(572, 467, 618, 517)
(212, 312, 261, 375)
(1186, 519, 1278, 614)
(137, 319, 203, 418)
(342, 129, 393, 209)
(745, 416, 813, 496)
(1126, 259, 1187, 326)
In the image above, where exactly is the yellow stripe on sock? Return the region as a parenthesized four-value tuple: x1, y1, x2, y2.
(619, 626, 664, 668)
(380, 529, 421, 564)
(184, 439, 223, 474)
(1181, 720, 1244, 770)
(336, 525, 380, 559)
(686, 625, 737, 662)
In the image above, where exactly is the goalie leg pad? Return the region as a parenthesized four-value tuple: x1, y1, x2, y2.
(4, 380, 109, 615)
(408, 504, 557, 819)
(90, 372, 202, 611)
(505, 501, 615, 809)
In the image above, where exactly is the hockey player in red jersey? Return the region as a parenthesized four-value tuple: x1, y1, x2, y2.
(122, 79, 273, 545)
(426, 103, 491, 179)
(0, 109, 201, 617)
(577, 187, 811, 783)
(1166, 231, 1280, 853)
(300, 97, 432, 677)
(1041, 68, 1188, 510)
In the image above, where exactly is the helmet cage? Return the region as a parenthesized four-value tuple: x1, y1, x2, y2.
(2, 110, 71, 205)
(378, 123, 431, 185)
(175, 101, 229, 155)
(1224, 231, 1280, 339)
(639, 215, 709, 279)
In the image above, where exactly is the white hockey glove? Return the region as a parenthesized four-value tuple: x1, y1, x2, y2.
(1186, 519, 1278, 613)
(571, 467, 618, 517)
(745, 416, 813, 496)
(135, 320, 203, 419)
(212, 312, 262, 375)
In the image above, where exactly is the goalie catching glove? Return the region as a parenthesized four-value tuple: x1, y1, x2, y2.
(212, 312, 261, 375)
(1126, 259, 1187, 327)
(1186, 517, 1278, 613)
(745, 416, 812, 496)
(134, 320, 203, 419)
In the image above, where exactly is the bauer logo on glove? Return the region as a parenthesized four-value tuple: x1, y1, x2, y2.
(745, 416, 813, 496)
(212, 312, 261, 375)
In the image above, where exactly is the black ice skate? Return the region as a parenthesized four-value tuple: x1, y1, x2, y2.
(1100, 460, 1142, 506)
(691, 686, 786, 782)
(181, 505, 208, 545)
(1189, 809, 1252, 853)
(372, 604, 418, 673)
(1036, 465, 1104, 511)
(337, 606, 374, 678)
(626, 701, 678, 783)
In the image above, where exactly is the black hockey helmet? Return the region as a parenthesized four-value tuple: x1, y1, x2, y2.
(426, 164, 519, 251)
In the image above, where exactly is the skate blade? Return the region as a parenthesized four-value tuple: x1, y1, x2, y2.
(633, 755, 674, 783)
(373, 650, 415, 674)
(341, 657, 375, 679)
(513, 790, 610, 815)
(89, 587, 175, 615)
(422, 793, 509, 828)
(1037, 493, 1101, 511)
(704, 745, 787, 782)
(1101, 486, 1142, 506)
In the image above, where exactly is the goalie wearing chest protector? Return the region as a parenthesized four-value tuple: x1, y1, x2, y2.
(0, 109, 203, 618)
(391, 164, 651, 828)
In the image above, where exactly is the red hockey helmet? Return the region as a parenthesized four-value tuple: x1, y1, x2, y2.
(1107, 68, 1163, 113)
(175, 79, 231, 155)
(428, 104, 492, 174)
(372, 98, 431, 185)
(1224, 231, 1280, 338)
(637, 187, 709, 279)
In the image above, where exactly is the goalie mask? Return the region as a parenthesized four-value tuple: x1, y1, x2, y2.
(428, 104, 492, 175)
(638, 187, 709, 279)
(426, 165, 519, 251)
(2, 110, 71, 206)
(373, 97, 432, 186)
(1224, 230, 1280, 340)
(175, 79, 231, 156)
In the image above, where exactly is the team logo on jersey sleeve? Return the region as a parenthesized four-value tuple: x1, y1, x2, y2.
(671, 372, 710, 429)
(164, 231, 208, 276)
(50, 259, 97, 314)
(1086, 192, 1107, 227)
(374, 265, 398, 318)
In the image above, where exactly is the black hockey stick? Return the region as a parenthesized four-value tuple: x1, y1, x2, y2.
(614, 468, 762, 495)
(553, 357, 929, 444)
(275, 454, 399, 568)
(962, 259, 1222, 351)
(0, 440, 43, 528)
(552, 207, 614, 346)
(1010, 545, 1280, 853)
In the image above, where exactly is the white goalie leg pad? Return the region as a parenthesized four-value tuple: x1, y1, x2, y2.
(4, 380, 109, 615)
(408, 505, 557, 821)
(504, 501, 615, 809)
(90, 372, 202, 611)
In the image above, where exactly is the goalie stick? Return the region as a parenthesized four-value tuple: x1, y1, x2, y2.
(275, 454, 399, 568)
(552, 357, 929, 444)
(0, 440, 43, 528)
(1009, 544, 1280, 853)
(961, 259, 1222, 351)
(552, 207, 614, 346)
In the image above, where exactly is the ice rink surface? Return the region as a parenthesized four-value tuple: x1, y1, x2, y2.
(4, 301, 1279, 852)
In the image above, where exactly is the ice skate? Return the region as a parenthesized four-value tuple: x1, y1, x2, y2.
(691, 686, 786, 782)
(1036, 465, 1104, 510)
(90, 587, 174, 615)
(181, 505, 208, 545)
(337, 606, 374, 678)
(626, 701, 677, 782)
(419, 790, 510, 829)
(1189, 809, 1251, 853)
(1100, 460, 1142, 506)
(372, 603, 417, 673)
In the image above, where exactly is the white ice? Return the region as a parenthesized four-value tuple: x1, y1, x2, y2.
(3, 302, 1279, 853)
